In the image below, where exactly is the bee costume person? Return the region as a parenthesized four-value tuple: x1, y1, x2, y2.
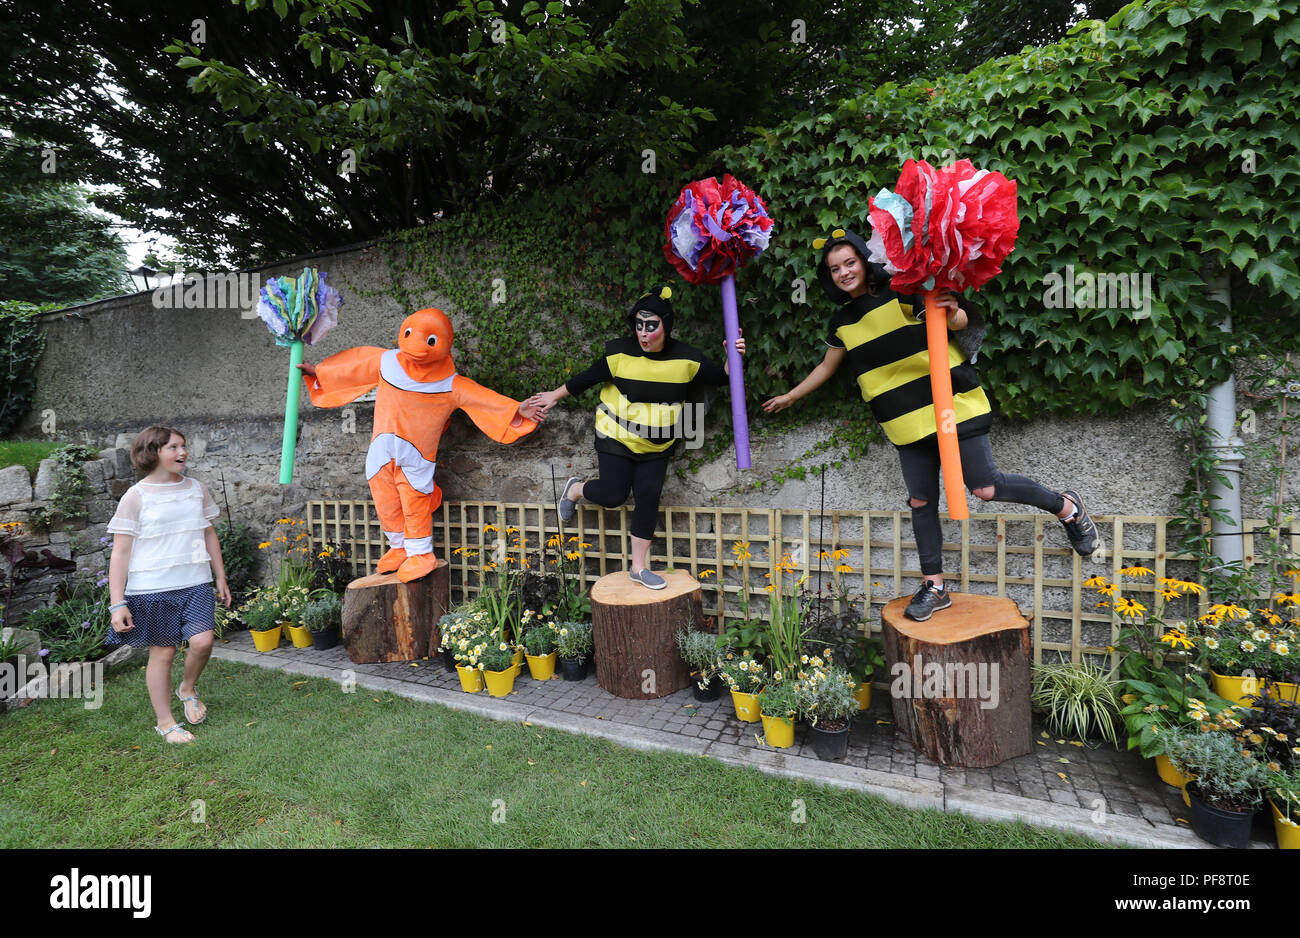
(528, 288, 745, 590)
(763, 229, 1100, 622)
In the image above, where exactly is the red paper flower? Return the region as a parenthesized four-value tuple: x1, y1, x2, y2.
(663, 174, 774, 285)
(866, 159, 1019, 293)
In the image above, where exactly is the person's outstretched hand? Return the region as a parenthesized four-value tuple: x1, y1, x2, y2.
(296, 361, 318, 379)
(763, 392, 794, 414)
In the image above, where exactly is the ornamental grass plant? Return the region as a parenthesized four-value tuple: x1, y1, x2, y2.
(1030, 659, 1122, 746)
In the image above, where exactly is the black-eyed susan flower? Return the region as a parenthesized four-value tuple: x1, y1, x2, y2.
(1119, 565, 1154, 578)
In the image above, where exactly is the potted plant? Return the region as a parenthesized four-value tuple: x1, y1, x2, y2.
(555, 621, 593, 680)
(757, 677, 799, 749)
(1030, 659, 1122, 746)
(442, 607, 491, 692)
(479, 640, 519, 697)
(799, 551, 882, 710)
(794, 658, 858, 760)
(241, 590, 284, 652)
(1193, 603, 1279, 707)
(1164, 728, 1271, 848)
(522, 611, 559, 681)
(676, 627, 725, 701)
(301, 594, 342, 650)
(1267, 769, 1300, 850)
(719, 650, 764, 722)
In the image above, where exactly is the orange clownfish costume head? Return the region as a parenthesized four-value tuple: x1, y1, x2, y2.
(396, 308, 455, 381)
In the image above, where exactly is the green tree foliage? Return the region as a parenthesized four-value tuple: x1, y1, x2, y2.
(0, 299, 52, 438)
(0, 139, 130, 304)
(2, 0, 984, 268)
(723, 0, 1300, 426)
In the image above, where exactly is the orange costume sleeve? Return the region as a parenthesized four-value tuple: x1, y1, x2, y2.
(452, 375, 538, 443)
(302, 346, 388, 408)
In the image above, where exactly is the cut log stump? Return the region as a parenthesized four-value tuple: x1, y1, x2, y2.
(341, 562, 449, 664)
(882, 592, 1032, 768)
(591, 570, 702, 699)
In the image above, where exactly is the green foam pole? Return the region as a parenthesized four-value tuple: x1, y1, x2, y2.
(279, 339, 304, 484)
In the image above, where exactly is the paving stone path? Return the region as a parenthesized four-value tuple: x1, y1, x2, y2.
(213, 631, 1280, 849)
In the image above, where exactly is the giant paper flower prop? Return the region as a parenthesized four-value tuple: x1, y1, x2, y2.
(258, 267, 343, 483)
(865, 158, 1019, 293)
(864, 159, 1019, 521)
(258, 268, 341, 348)
(662, 174, 775, 469)
(663, 174, 773, 286)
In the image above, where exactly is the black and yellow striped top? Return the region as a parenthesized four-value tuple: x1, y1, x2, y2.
(826, 291, 992, 448)
(565, 337, 728, 460)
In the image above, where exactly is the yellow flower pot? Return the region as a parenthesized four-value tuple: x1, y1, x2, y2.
(1269, 798, 1300, 849)
(250, 626, 282, 652)
(1210, 671, 1264, 708)
(1266, 680, 1299, 704)
(525, 651, 557, 681)
(1155, 753, 1191, 790)
(855, 682, 872, 711)
(730, 689, 761, 723)
(483, 666, 518, 698)
(760, 712, 795, 748)
(286, 624, 314, 648)
(456, 664, 484, 693)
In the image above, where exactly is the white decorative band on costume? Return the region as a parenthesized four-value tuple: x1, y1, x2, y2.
(385, 530, 404, 549)
(379, 349, 456, 393)
(404, 536, 432, 556)
(364, 434, 437, 493)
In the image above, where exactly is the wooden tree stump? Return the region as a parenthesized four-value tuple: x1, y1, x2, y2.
(590, 570, 702, 699)
(341, 562, 449, 664)
(882, 592, 1032, 768)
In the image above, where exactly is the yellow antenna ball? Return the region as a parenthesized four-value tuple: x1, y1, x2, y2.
(812, 237, 827, 250)
(831, 228, 846, 238)
(660, 286, 672, 300)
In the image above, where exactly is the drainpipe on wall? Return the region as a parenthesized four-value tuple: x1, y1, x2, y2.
(1202, 271, 1244, 568)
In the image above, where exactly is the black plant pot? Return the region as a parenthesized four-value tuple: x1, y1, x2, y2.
(1185, 783, 1256, 848)
(809, 720, 851, 761)
(692, 674, 724, 702)
(560, 656, 588, 681)
(312, 626, 340, 650)
(441, 648, 459, 672)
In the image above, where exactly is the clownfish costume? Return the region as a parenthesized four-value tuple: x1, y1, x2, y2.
(302, 308, 537, 582)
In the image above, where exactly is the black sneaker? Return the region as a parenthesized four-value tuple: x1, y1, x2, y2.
(1060, 489, 1099, 556)
(905, 581, 952, 621)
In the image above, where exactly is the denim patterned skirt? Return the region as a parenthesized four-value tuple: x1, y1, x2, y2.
(107, 583, 216, 648)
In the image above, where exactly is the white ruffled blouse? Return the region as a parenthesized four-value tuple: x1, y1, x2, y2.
(106, 477, 221, 594)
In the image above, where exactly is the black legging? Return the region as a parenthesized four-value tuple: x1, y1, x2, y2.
(581, 451, 670, 540)
(898, 433, 1065, 576)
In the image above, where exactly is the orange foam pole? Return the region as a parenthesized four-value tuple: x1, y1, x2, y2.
(924, 290, 967, 521)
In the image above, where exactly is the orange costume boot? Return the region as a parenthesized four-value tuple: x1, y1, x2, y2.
(302, 308, 538, 582)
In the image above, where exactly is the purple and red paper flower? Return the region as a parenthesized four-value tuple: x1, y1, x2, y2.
(663, 175, 774, 285)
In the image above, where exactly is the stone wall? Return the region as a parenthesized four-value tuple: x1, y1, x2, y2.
(10, 238, 1296, 616)
(0, 447, 133, 623)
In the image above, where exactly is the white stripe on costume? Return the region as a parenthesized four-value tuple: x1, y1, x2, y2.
(379, 349, 456, 393)
(404, 536, 432, 556)
(365, 434, 438, 494)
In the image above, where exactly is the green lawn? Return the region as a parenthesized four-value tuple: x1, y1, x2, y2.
(0, 657, 1113, 848)
(0, 439, 61, 478)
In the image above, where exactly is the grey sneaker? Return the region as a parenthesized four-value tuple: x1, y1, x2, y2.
(629, 568, 667, 590)
(1060, 489, 1099, 556)
(558, 476, 582, 522)
(904, 581, 952, 621)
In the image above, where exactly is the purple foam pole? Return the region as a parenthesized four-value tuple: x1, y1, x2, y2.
(719, 274, 751, 469)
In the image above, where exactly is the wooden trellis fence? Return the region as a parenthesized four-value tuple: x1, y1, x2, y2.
(306, 499, 1298, 666)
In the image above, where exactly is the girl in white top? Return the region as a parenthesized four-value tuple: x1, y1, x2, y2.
(107, 427, 232, 744)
